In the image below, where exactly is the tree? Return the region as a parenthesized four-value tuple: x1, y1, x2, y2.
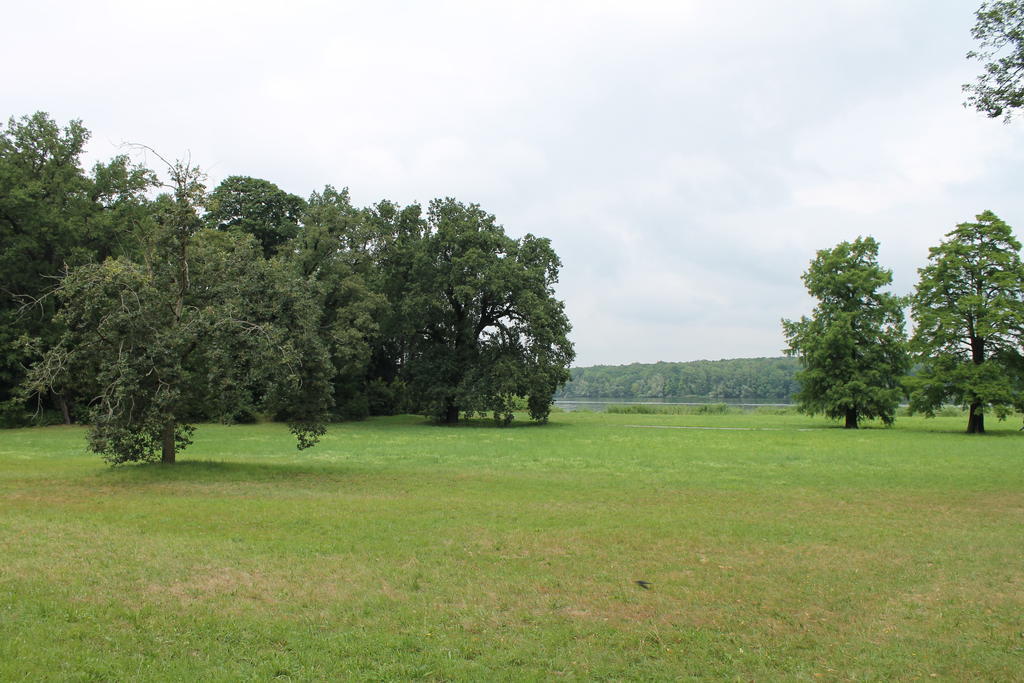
(0, 112, 153, 424)
(964, 1, 1024, 120)
(28, 158, 333, 463)
(909, 211, 1024, 433)
(286, 186, 383, 419)
(782, 237, 909, 428)
(359, 198, 428, 414)
(204, 175, 306, 257)
(395, 198, 574, 423)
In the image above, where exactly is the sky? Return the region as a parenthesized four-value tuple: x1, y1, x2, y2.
(5, 0, 1024, 367)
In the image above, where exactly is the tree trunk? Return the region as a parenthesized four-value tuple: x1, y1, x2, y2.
(967, 403, 985, 434)
(444, 401, 460, 424)
(58, 394, 71, 425)
(967, 337, 985, 434)
(161, 422, 176, 463)
(844, 408, 858, 429)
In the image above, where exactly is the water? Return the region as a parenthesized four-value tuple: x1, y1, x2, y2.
(554, 397, 794, 412)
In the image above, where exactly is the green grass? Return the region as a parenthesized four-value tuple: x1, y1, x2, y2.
(2, 412, 1023, 680)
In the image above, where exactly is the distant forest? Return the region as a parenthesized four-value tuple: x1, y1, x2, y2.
(555, 357, 801, 401)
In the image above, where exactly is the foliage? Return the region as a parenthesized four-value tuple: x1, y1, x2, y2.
(0, 112, 154, 421)
(392, 198, 574, 423)
(358, 199, 429, 414)
(782, 237, 909, 428)
(556, 357, 801, 400)
(605, 402, 736, 415)
(964, 0, 1024, 120)
(7, 111, 575, 450)
(908, 210, 1024, 433)
(287, 186, 383, 419)
(204, 175, 306, 257)
(364, 377, 410, 416)
(28, 161, 333, 463)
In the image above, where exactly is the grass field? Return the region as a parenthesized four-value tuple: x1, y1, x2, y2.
(2, 411, 1022, 680)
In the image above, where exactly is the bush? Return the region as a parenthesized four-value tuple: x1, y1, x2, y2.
(605, 403, 738, 415)
(0, 399, 32, 428)
(0, 399, 69, 427)
(753, 406, 798, 416)
(897, 404, 965, 418)
(229, 409, 259, 424)
(696, 403, 732, 415)
(366, 378, 410, 416)
(335, 394, 371, 421)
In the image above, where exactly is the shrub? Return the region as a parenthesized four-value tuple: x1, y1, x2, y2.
(606, 403, 739, 415)
(366, 378, 409, 416)
(753, 406, 798, 416)
(0, 399, 32, 428)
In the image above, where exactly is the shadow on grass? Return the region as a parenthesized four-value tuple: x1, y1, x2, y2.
(328, 413, 571, 431)
(907, 427, 1024, 438)
(94, 458, 365, 484)
(427, 418, 571, 430)
(797, 422, 1023, 437)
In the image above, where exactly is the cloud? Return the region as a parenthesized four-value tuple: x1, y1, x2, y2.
(5, 0, 1024, 367)
(791, 76, 1019, 215)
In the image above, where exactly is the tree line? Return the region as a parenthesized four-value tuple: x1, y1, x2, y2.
(1, 113, 574, 463)
(555, 357, 800, 401)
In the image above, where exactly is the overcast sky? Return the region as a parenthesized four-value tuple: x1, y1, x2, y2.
(6, 0, 1024, 366)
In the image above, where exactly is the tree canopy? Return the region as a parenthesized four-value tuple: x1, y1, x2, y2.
(964, 0, 1024, 120)
(782, 237, 909, 428)
(28, 160, 333, 463)
(909, 211, 1024, 433)
(398, 199, 574, 423)
(0, 112, 153, 424)
(286, 185, 383, 419)
(204, 175, 306, 257)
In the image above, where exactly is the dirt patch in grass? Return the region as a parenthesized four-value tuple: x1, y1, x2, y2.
(145, 566, 283, 606)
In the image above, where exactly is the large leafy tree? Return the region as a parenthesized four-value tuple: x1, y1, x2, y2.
(782, 237, 909, 428)
(964, 1, 1024, 120)
(397, 198, 574, 423)
(909, 211, 1024, 433)
(29, 159, 333, 463)
(204, 175, 306, 257)
(204, 178, 381, 419)
(0, 112, 153, 423)
(359, 198, 428, 413)
(286, 186, 383, 419)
